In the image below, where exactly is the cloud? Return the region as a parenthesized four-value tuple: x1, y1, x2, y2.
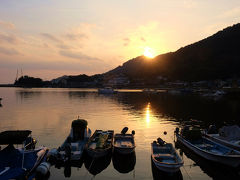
(183, 0, 197, 8)
(123, 38, 130, 46)
(140, 37, 146, 42)
(56, 44, 72, 50)
(0, 33, 19, 44)
(219, 7, 240, 19)
(40, 33, 62, 43)
(59, 50, 101, 61)
(0, 46, 20, 55)
(0, 20, 15, 29)
(64, 33, 88, 41)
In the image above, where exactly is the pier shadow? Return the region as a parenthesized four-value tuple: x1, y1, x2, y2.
(112, 150, 136, 173)
(175, 141, 240, 180)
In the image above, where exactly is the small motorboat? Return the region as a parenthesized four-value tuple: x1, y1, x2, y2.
(151, 138, 183, 173)
(175, 126, 240, 168)
(203, 125, 240, 151)
(0, 130, 48, 180)
(85, 130, 114, 158)
(113, 127, 135, 154)
(98, 87, 117, 94)
(48, 119, 91, 167)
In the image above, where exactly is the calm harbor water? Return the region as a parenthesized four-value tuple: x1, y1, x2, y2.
(1, 87, 240, 180)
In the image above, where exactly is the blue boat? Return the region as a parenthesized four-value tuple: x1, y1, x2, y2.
(175, 127, 240, 168)
(0, 130, 48, 180)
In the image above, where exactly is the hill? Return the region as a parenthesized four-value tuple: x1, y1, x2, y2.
(106, 23, 240, 81)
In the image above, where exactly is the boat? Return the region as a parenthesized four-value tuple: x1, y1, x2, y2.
(175, 140, 240, 180)
(203, 125, 240, 151)
(98, 87, 117, 94)
(85, 130, 114, 158)
(142, 88, 158, 94)
(48, 119, 91, 167)
(0, 130, 48, 180)
(175, 126, 240, 168)
(151, 138, 183, 173)
(113, 127, 136, 154)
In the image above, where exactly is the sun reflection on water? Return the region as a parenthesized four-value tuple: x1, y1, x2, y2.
(145, 102, 151, 125)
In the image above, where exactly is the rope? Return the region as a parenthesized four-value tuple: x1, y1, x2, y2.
(182, 165, 192, 180)
(83, 153, 96, 179)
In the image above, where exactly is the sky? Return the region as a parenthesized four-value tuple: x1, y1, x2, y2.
(0, 0, 240, 83)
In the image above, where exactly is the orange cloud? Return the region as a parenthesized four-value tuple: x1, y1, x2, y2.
(0, 20, 15, 29)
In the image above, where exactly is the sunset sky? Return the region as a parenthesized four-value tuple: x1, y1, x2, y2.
(1, 0, 240, 83)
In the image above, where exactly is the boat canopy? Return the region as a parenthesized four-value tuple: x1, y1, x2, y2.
(0, 130, 32, 145)
(219, 125, 240, 140)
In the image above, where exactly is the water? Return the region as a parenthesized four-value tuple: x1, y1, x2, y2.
(0, 87, 240, 180)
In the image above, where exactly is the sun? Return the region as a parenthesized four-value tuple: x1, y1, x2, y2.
(143, 47, 155, 58)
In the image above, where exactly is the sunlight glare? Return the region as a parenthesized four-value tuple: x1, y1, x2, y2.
(143, 47, 155, 58)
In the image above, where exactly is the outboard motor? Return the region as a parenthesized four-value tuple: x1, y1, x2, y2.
(71, 119, 88, 141)
(24, 137, 37, 150)
(175, 127, 179, 135)
(121, 127, 128, 135)
(157, 138, 165, 146)
(207, 125, 218, 134)
(64, 145, 71, 161)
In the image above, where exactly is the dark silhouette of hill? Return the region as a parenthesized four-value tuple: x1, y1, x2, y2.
(106, 23, 240, 81)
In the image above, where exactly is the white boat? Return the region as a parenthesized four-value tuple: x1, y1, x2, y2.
(176, 127, 240, 168)
(204, 125, 240, 151)
(85, 130, 114, 158)
(142, 88, 158, 94)
(151, 138, 183, 173)
(113, 127, 135, 154)
(48, 119, 91, 166)
(98, 87, 117, 94)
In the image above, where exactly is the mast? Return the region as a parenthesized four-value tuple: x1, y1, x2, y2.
(15, 69, 18, 81)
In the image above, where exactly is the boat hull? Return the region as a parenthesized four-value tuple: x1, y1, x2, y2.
(151, 157, 182, 173)
(113, 146, 135, 154)
(86, 147, 112, 158)
(176, 134, 240, 168)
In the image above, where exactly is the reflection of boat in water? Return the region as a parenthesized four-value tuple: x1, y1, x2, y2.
(98, 87, 117, 94)
(48, 119, 91, 168)
(175, 140, 240, 179)
(85, 130, 114, 158)
(113, 127, 135, 154)
(112, 150, 136, 173)
(151, 138, 183, 173)
(0, 98, 2, 106)
(0, 130, 49, 180)
(151, 157, 183, 180)
(84, 150, 112, 175)
(175, 127, 240, 168)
